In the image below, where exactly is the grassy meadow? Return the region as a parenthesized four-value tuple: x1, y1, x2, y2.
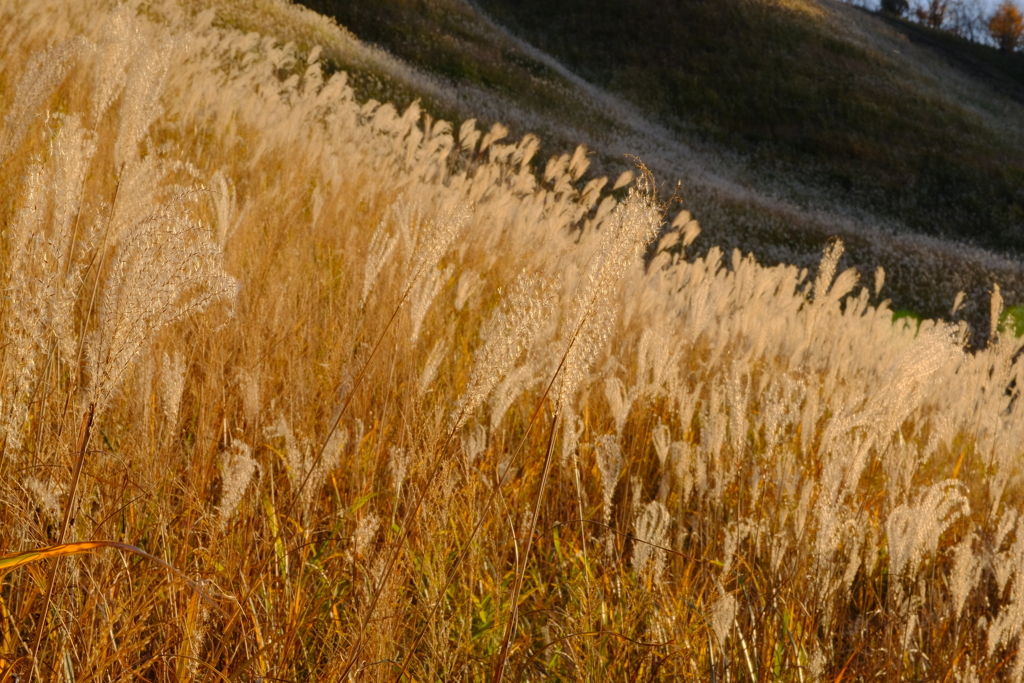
(1, 0, 1024, 681)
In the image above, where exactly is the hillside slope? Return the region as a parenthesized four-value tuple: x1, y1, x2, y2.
(476, 0, 1024, 247)
(249, 0, 1024, 329)
(291, 0, 1024, 328)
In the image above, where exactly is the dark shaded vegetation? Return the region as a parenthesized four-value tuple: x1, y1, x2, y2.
(293, 0, 591, 141)
(474, 0, 1024, 252)
(880, 10, 1024, 101)
(303, 0, 1024, 254)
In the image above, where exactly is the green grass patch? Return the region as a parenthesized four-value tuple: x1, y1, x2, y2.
(1002, 305, 1024, 337)
(892, 308, 924, 329)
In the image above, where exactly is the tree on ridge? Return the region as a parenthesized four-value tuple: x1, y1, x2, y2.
(988, 0, 1024, 51)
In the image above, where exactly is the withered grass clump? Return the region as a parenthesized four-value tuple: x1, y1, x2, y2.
(2, 1, 1024, 681)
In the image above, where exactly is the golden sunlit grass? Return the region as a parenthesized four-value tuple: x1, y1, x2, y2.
(1, 1, 1024, 682)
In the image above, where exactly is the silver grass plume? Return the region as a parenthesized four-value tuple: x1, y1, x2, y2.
(594, 437, 629, 586)
(604, 376, 633, 436)
(559, 413, 585, 470)
(210, 170, 237, 247)
(568, 144, 590, 181)
(91, 4, 142, 126)
(24, 476, 61, 523)
(454, 269, 482, 312)
(349, 514, 381, 561)
(86, 204, 236, 416)
(450, 271, 555, 432)
(361, 219, 397, 307)
(710, 590, 737, 650)
(652, 422, 671, 467)
(867, 323, 963, 446)
(479, 122, 508, 155)
(813, 238, 843, 303)
(553, 181, 661, 417)
(841, 525, 865, 594)
(886, 480, 968, 587)
(418, 337, 448, 397)
(987, 527, 1024, 680)
(632, 500, 671, 583)
(993, 510, 1019, 592)
(51, 114, 97, 259)
(238, 368, 261, 424)
(404, 204, 469, 295)
(109, 155, 169, 242)
(991, 283, 1004, 343)
(2, 112, 97, 450)
(389, 446, 409, 499)
(323, 426, 349, 471)
(462, 424, 488, 464)
(636, 325, 672, 398)
(114, 35, 173, 171)
(217, 442, 258, 528)
(595, 435, 624, 528)
(265, 415, 330, 508)
(47, 114, 99, 360)
(409, 263, 453, 344)
(612, 170, 633, 191)
(161, 351, 186, 425)
(2, 163, 58, 450)
(952, 290, 966, 317)
(489, 364, 538, 433)
(0, 38, 87, 164)
(681, 219, 701, 250)
(951, 532, 981, 621)
(0, 103, 106, 452)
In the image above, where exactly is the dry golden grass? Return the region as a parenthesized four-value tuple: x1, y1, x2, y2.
(2, 1, 1024, 682)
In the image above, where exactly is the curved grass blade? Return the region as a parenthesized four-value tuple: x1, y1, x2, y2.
(0, 541, 218, 607)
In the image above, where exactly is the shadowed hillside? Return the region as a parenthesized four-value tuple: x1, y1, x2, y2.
(305, 0, 1024, 252)
(296, 0, 1024, 332)
(476, 0, 1024, 247)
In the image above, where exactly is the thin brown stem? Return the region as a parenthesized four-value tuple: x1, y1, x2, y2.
(73, 165, 125, 392)
(391, 374, 556, 682)
(492, 411, 559, 683)
(29, 403, 94, 681)
(329, 266, 460, 680)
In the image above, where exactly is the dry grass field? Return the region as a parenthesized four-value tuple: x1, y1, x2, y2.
(1, 1, 1024, 681)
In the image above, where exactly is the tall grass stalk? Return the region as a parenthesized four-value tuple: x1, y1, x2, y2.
(492, 411, 559, 683)
(28, 405, 93, 681)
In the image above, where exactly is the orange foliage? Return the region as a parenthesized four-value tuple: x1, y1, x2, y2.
(989, 1, 1024, 51)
